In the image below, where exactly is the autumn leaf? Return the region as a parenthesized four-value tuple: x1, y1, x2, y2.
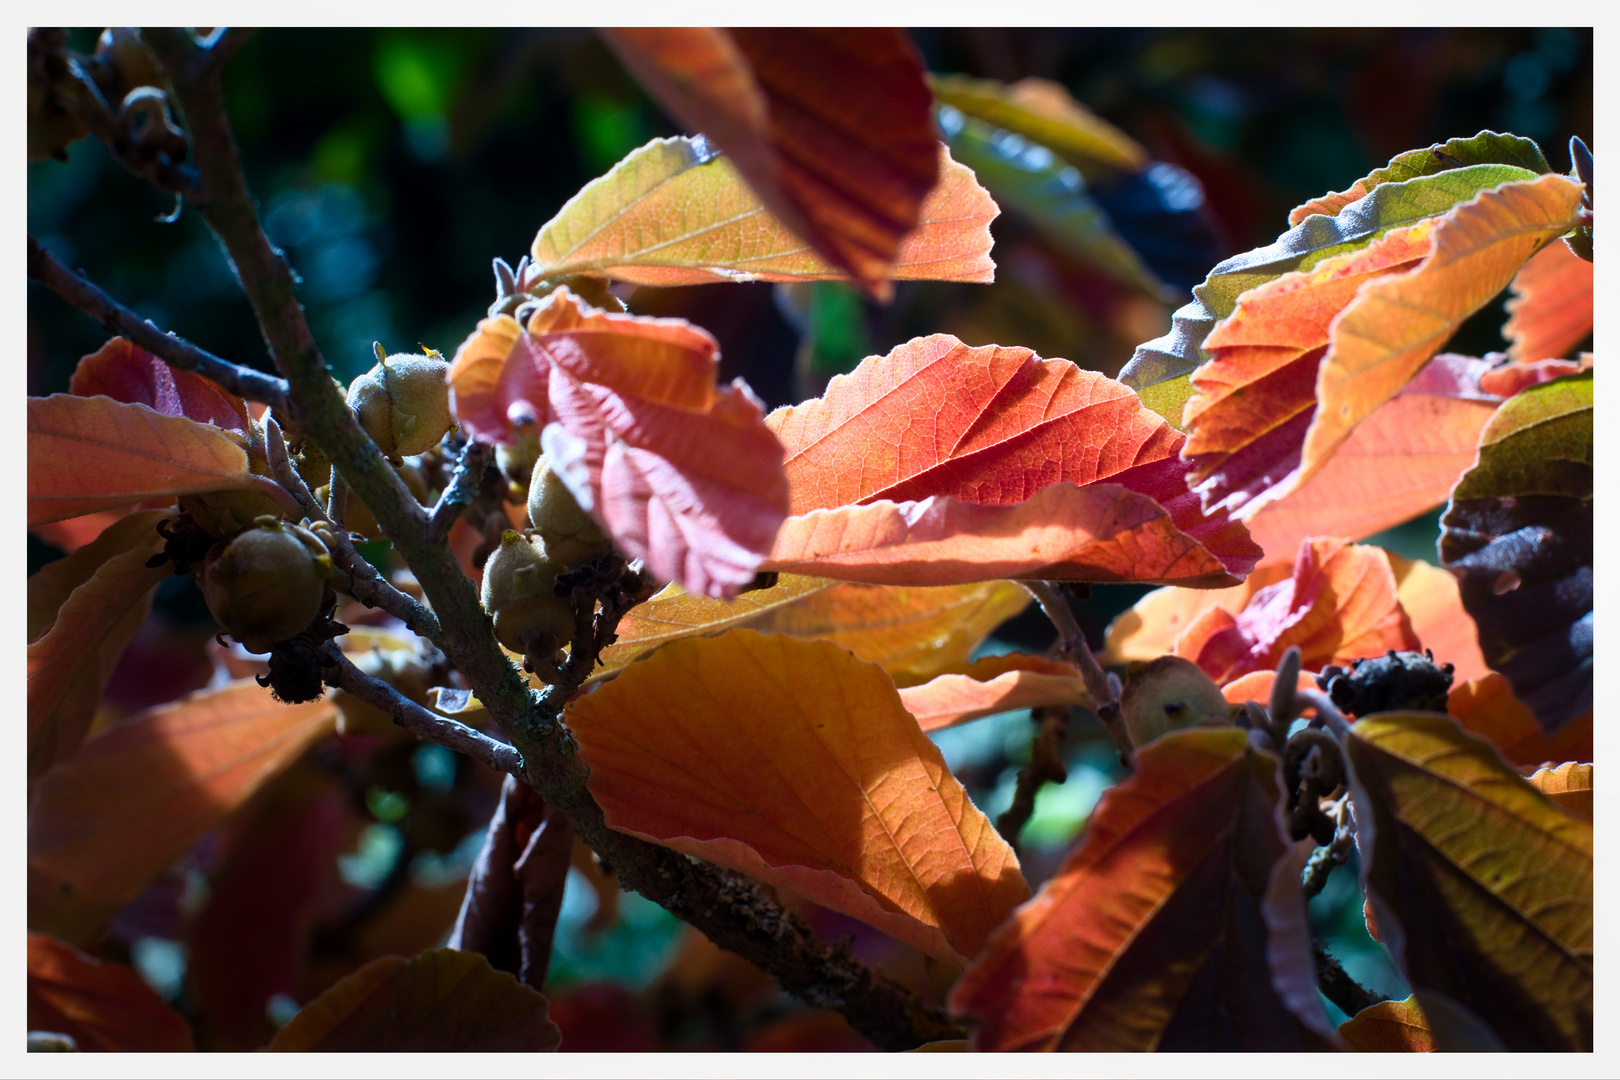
(1299, 173, 1586, 491)
(266, 949, 561, 1051)
(1440, 370, 1591, 732)
(567, 630, 1030, 965)
(1476, 355, 1588, 399)
(1527, 762, 1591, 823)
(1122, 160, 1540, 392)
(950, 729, 1331, 1051)
(1287, 131, 1549, 225)
(768, 334, 1259, 582)
(1345, 713, 1591, 1051)
(927, 73, 1148, 177)
(27, 932, 195, 1051)
(444, 313, 535, 447)
(27, 509, 171, 777)
(603, 28, 939, 300)
(29, 680, 337, 943)
(28, 394, 269, 525)
(899, 653, 1090, 732)
(1337, 996, 1435, 1052)
(1448, 673, 1592, 769)
(1240, 355, 1501, 565)
(529, 137, 995, 287)
(70, 336, 252, 433)
(1384, 552, 1490, 684)
(1503, 239, 1593, 363)
(1103, 563, 1290, 663)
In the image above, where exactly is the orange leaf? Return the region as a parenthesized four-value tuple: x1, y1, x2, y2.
(604, 28, 939, 300)
(1476, 355, 1588, 399)
(27, 509, 171, 777)
(529, 138, 995, 287)
(1386, 552, 1490, 684)
(27, 932, 194, 1051)
(1300, 173, 1586, 491)
(567, 630, 1029, 965)
(266, 949, 561, 1051)
(1103, 564, 1290, 663)
(900, 653, 1090, 732)
(1448, 673, 1592, 769)
(70, 337, 251, 433)
(1240, 355, 1501, 564)
(28, 394, 262, 525)
(765, 483, 1235, 587)
(445, 313, 531, 448)
(1504, 239, 1593, 363)
(28, 680, 337, 943)
(1219, 669, 1317, 709)
(1527, 762, 1592, 823)
(950, 729, 1331, 1050)
(768, 334, 1259, 581)
(1338, 996, 1436, 1052)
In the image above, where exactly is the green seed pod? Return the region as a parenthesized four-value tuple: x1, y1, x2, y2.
(479, 530, 574, 664)
(202, 519, 334, 654)
(527, 455, 611, 570)
(1119, 656, 1236, 749)
(347, 345, 452, 459)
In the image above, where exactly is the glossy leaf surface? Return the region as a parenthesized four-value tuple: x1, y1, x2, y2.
(27, 932, 194, 1051)
(568, 630, 1029, 965)
(530, 137, 995, 287)
(29, 681, 338, 943)
(1440, 370, 1591, 732)
(70, 337, 251, 433)
(267, 949, 561, 1051)
(1503, 240, 1593, 363)
(1337, 996, 1435, 1052)
(899, 653, 1090, 732)
(768, 334, 1259, 582)
(28, 394, 261, 525)
(950, 729, 1328, 1050)
(1345, 713, 1592, 1051)
(604, 28, 939, 300)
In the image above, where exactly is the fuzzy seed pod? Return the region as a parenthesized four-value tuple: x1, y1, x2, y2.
(1119, 656, 1235, 748)
(480, 530, 574, 665)
(348, 347, 452, 459)
(202, 519, 334, 654)
(527, 455, 611, 570)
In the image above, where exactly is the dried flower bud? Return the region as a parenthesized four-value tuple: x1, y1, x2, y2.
(348, 346, 452, 459)
(202, 519, 333, 654)
(527, 454, 611, 570)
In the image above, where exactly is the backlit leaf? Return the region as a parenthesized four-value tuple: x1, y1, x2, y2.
(1240, 355, 1501, 564)
(567, 630, 1030, 965)
(28, 394, 262, 525)
(70, 337, 252, 434)
(1527, 762, 1591, 823)
(1448, 673, 1592, 770)
(1477, 355, 1588, 399)
(1385, 552, 1490, 685)
(1103, 564, 1290, 664)
(29, 680, 337, 943)
(1337, 996, 1435, 1052)
(604, 28, 939, 300)
(1345, 713, 1591, 1051)
(1122, 161, 1540, 391)
(27, 932, 194, 1051)
(27, 509, 170, 777)
(1299, 173, 1585, 493)
(1503, 240, 1593, 363)
(444, 313, 534, 447)
(899, 653, 1090, 732)
(927, 74, 1148, 176)
(266, 949, 561, 1051)
(767, 334, 1259, 582)
(1287, 131, 1549, 225)
(1439, 370, 1591, 732)
(530, 137, 996, 287)
(950, 728, 1330, 1050)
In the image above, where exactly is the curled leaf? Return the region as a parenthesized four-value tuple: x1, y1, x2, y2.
(1338, 996, 1435, 1052)
(1527, 762, 1591, 823)
(70, 337, 251, 434)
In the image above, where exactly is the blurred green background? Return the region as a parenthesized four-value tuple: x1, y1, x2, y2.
(27, 27, 1592, 1050)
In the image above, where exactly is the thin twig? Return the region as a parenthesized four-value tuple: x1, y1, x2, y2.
(1313, 938, 1388, 1018)
(1295, 688, 1353, 738)
(427, 439, 493, 545)
(322, 646, 523, 777)
(1269, 645, 1303, 747)
(1023, 581, 1132, 769)
(27, 234, 290, 411)
(327, 465, 349, 529)
(188, 27, 255, 78)
(996, 704, 1069, 852)
(1301, 796, 1356, 902)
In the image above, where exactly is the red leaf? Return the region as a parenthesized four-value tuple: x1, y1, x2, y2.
(764, 483, 1233, 587)
(603, 28, 939, 300)
(949, 729, 1331, 1050)
(767, 334, 1259, 581)
(1476, 356, 1588, 399)
(1503, 240, 1593, 363)
(70, 337, 251, 434)
(27, 932, 194, 1051)
(899, 653, 1090, 732)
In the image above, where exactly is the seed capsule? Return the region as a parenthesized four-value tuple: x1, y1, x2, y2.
(348, 345, 452, 459)
(480, 530, 574, 667)
(201, 519, 333, 654)
(527, 455, 611, 570)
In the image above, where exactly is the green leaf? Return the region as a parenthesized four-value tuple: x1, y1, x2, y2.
(1345, 712, 1592, 1051)
(1121, 162, 1540, 391)
(1440, 371, 1591, 732)
(927, 73, 1149, 178)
